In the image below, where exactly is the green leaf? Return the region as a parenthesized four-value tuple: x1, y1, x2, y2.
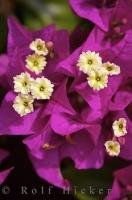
(16, 0, 78, 30)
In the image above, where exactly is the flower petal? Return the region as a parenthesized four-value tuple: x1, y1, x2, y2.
(0, 91, 40, 135)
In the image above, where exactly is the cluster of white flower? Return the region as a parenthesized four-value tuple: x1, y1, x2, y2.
(25, 38, 52, 74)
(104, 118, 127, 157)
(77, 51, 120, 91)
(13, 39, 54, 116)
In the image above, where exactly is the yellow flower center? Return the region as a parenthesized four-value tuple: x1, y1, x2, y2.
(108, 143, 118, 154)
(40, 86, 45, 91)
(23, 81, 27, 87)
(96, 76, 101, 81)
(119, 123, 123, 129)
(23, 101, 29, 107)
(88, 59, 93, 65)
(34, 61, 39, 66)
(37, 45, 42, 50)
(107, 66, 112, 71)
(108, 144, 114, 151)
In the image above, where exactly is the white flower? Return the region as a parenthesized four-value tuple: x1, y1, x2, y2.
(13, 94, 34, 116)
(25, 53, 47, 74)
(29, 38, 49, 56)
(13, 72, 33, 94)
(112, 118, 127, 137)
(104, 140, 120, 157)
(31, 77, 54, 100)
(87, 70, 108, 91)
(103, 62, 120, 76)
(77, 51, 102, 74)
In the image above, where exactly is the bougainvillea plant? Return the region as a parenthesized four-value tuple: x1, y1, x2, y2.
(0, 0, 132, 199)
